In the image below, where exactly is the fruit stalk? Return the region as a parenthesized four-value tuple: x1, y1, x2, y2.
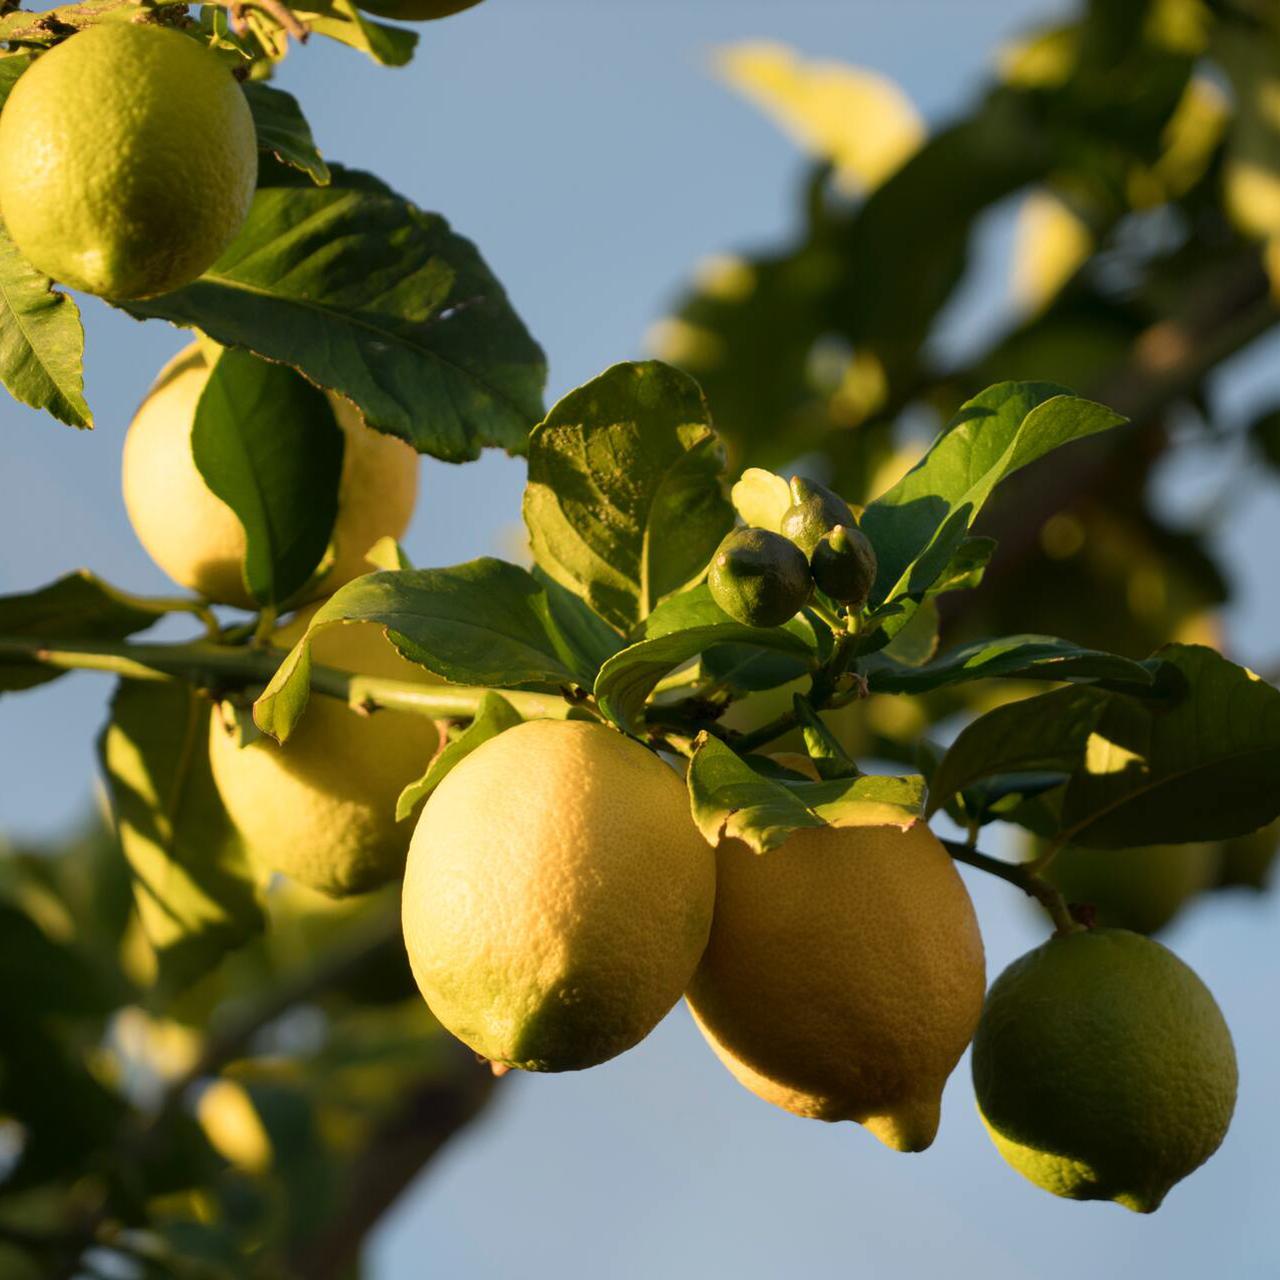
(941, 838, 1081, 936)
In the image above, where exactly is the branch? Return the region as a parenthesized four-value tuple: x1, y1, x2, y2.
(941, 837, 1081, 936)
(0, 636, 573, 723)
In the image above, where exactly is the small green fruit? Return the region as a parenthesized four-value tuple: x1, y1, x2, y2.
(779, 476, 857, 557)
(973, 929, 1237, 1213)
(709, 528, 813, 628)
(811, 524, 877, 608)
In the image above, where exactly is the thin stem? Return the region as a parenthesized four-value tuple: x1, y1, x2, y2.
(941, 837, 1082, 937)
(0, 635, 572, 723)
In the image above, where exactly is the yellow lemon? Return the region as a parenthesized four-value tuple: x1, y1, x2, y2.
(123, 344, 419, 609)
(973, 928, 1237, 1212)
(401, 720, 717, 1071)
(209, 606, 440, 896)
(687, 822, 985, 1152)
(0, 24, 256, 299)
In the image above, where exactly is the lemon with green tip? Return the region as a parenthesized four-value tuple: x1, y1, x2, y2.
(0, 24, 256, 299)
(687, 821, 985, 1152)
(402, 719, 717, 1072)
(972, 928, 1237, 1212)
(123, 344, 419, 609)
(209, 605, 441, 897)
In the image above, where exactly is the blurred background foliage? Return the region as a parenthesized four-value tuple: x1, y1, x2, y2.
(4, 0, 1280, 1275)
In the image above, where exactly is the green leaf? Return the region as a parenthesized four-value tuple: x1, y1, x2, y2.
(730, 467, 791, 532)
(594, 584, 817, 732)
(866, 634, 1159, 695)
(861, 382, 1125, 605)
(254, 560, 583, 742)
(192, 346, 344, 607)
(688, 734, 924, 853)
(1061, 645, 1280, 846)
(794, 694, 859, 780)
(926, 684, 1112, 818)
(0, 903, 117, 1018)
(120, 165, 546, 463)
(700, 643, 810, 693)
(296, 0, 419, 66)
(0, 571, 166, 693)
(243, 82, 331, 185)
(395, 692, 521, 820)
(0, 224, 90, 428)
(523, 362, 734, 633)
(98, 682, 264, 993)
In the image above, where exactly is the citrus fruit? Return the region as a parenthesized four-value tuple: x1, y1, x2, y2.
(686, 821, 985, 1151)
(779, 475, 857, 556)
(0, 24, 257, 299)
(972, 928, 1237, 1212)
(356, 0, 484, 19)
(810, 523, 877, 607)
(708, 527, 813, 627)
(123, 344, 419, 609)
(1037, 838, 1220, 934)
(401, 720, 717, 1072)
(209, 605, 441, 897)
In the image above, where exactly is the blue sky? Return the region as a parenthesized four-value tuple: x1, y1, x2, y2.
(3, 3, 1278, 1276)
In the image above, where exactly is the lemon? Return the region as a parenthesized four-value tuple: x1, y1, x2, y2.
(123, 344, 419, 609)
(401, 720, 717, 1072)
(357, 0, 484, 18)
(209, 606, 441, 896)
(708, 527, 813, 628)
(686, 821, 985, 1152)
(0, 25, 257, 299)
(972, 928, 1237, 1212)
(1036, 838, 1220, 935)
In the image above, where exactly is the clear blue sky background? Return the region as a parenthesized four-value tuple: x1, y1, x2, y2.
(3, 3, 1278, 1277)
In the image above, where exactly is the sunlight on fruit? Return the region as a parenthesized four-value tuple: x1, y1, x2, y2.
(197, 1080, 273, 1174)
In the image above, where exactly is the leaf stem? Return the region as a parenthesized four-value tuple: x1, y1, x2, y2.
(941, 837, 1082, 937)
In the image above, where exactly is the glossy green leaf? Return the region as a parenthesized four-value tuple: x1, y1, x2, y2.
(192, 347, 344, 607)
(243, 82, 331, 185)
(295, 0, 418, 65)
(926, 684, 1112, 818)
(594, 585, 817, 732)
(396, 692, 522, 821)
(254, 560, 583, 742)
(1062, 645, 1280, 846)
(866, 634, 1159, 695)
(524, 362, 734, 633)
(121, 166, 546, 463)
(688, 734, 924, 853)
(98, 682, 264, 993)
(861, 382, 1125, 605)
(0, 224, 90, 428)
(0, 571, 166, 693)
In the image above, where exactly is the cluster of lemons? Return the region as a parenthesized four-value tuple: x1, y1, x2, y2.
(118, 369, 1239, 1213)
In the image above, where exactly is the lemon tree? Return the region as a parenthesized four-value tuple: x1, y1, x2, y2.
(1, 0, 1279, 1274)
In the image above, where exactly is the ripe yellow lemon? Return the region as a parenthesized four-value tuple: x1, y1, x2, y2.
(0, 24, 257, 299)
(972, 928, 1237, 1212)
(686, 822, 985, 1152)
(209, 606, 441, 897)
(401, 720, 717, 1072)
(123, 344, 419, 609)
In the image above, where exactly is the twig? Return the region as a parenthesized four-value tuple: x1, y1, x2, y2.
(942, 837, 1081, 936)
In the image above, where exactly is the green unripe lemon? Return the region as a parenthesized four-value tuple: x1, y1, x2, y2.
(972, 928, 1237, 1212)
(779, 475, 857, 557)
(708, 528, 813, 628)
(0, 25, 257, 299)
(810, 524, 878, 608)
(356, 0, 483, 18)
(402, 720, 717, 1072)
(209, 605, 441, 897)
